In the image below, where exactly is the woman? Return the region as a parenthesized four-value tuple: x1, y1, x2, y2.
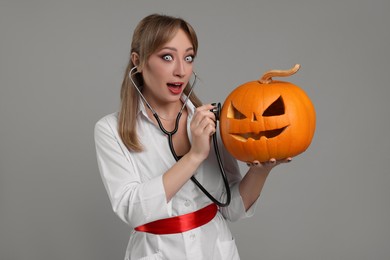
(94, 13, 290, 260)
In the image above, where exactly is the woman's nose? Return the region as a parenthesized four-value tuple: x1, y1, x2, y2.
(173, 60, 185, 78)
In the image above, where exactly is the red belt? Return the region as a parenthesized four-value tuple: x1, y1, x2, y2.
(135, 203, 218, 235)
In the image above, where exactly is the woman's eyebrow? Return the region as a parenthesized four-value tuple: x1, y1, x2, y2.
(160, 46, 194, 52)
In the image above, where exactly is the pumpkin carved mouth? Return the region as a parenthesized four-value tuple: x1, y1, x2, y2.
(230, 125, 288, 142)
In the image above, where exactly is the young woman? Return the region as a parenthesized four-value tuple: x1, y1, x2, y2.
(94, 13, 291, 260)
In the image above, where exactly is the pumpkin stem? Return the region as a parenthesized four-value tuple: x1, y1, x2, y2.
(259, 64, 301, 84)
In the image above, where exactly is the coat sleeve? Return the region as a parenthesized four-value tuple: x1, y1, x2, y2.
(94, 116, 171, 228)
(216, 134, 259, 222)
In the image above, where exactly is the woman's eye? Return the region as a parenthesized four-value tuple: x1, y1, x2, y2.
(185, 56, 194, 62)
(162, 55, 173, 61)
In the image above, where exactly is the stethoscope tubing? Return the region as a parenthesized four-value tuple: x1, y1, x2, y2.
(129, 67, 231, 207)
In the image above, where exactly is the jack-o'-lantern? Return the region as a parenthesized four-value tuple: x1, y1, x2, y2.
(219, 64, 316, 162)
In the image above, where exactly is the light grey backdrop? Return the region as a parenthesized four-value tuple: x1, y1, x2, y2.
(1, 0, 389, 259)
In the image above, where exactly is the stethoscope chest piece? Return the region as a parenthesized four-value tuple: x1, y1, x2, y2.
(210, 102, 221, 121)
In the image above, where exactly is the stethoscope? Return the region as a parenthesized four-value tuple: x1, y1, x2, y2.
(129, 66, 231, 207)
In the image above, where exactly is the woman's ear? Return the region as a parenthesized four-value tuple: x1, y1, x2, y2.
(131, 52, 142, 72)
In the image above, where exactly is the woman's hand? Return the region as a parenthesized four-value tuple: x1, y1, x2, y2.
(188, 104, 216, 162)
(246, 157, 292, 174)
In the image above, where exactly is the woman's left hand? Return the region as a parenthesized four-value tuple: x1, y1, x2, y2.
(246, 157, 292, 174)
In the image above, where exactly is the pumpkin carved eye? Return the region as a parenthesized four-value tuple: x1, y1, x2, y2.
(227, 102, 247, 120)
(263, 96, 285, 116)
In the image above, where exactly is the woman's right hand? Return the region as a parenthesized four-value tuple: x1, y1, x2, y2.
(188, 104, 216, 162)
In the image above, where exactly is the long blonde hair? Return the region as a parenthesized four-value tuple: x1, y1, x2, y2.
(119, 14, 202, 152)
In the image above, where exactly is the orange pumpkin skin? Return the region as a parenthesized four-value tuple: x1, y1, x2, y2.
(219, 66, 316, 162)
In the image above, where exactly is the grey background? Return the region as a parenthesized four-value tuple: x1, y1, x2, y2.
(1, 0, 389, 259)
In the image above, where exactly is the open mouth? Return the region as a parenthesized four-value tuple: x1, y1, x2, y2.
(167, 82, 184, 94)
(230, 125, 288, 142)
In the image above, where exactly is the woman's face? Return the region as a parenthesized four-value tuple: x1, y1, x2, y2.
(141, 29, 195, 106)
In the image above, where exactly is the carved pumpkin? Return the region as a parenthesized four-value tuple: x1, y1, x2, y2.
(219, 64, 316, 162)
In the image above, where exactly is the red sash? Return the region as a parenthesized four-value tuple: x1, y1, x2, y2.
(135, 203, 218, 235)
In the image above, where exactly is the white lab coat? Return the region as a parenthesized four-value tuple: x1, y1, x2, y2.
(94, 98, 259, 260)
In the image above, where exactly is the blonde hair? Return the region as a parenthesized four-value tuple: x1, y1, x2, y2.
(119, 14, 202, 152)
